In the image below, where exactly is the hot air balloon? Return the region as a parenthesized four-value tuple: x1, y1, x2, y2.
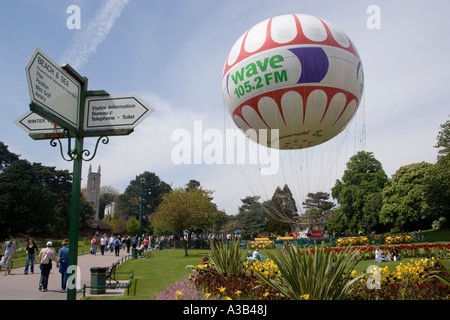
(222, 14, 364, 150)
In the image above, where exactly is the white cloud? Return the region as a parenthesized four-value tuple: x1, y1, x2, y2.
(59, 0, 131, 69)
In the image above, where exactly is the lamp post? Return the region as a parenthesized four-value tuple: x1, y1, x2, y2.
(139, 177, 145, 246)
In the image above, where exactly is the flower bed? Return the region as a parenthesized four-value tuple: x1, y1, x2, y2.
(157, 244, 450, 300)
(348, 257, 450, 300)
(333, 243, 450, 260)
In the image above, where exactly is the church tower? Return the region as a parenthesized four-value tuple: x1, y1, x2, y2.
(87, 165, 101, 220)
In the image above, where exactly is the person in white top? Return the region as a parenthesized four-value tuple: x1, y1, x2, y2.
(100, 235, 107, 255)
(375, 246, 387, 262)
(38, 242, 58, 292)
(109, 236, 115, 253)
(252, 248, 261, 259)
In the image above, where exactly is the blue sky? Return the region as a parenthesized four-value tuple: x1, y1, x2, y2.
(1, 0, 449, 216)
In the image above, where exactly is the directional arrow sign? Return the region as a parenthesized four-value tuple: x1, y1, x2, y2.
(14, 111, 67, 140)
(84, 94, 153, 132)
(15, 111, 61, 133)
(25, 47, 81, 132)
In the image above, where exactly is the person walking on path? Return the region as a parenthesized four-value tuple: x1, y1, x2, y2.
(38, 241, 58, 292)
(100, 235, 107, 255)
(109, 235, 115, 253)
(126, 236, 131, 253)
(143, 237, 149, 251)
(24, 238, 38, 275)
(132, 237, 138, 250)
(1, 236, 17, 276)
(114, 237, 121, 257)
(91, 235, 98, 255)
(57, 239, 69, 293)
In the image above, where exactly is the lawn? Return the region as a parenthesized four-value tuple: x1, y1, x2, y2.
(86, 249, 210, 300)
(352, 256, 428, 274)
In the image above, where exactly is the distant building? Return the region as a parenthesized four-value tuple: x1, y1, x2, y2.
(104, 202, 115, 217)
(83, 219, 112, 237)
(87, 165, 101, 220)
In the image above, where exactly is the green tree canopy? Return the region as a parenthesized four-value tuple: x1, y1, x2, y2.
(236, 196, 268, 239)
(423, 119, 450, 226)
(331, 151, 389, 234)
(380, 162, 434, 232)
(435, 119, 450, 162)
(0, 141, 20, 173)
(126, 216, 140, 235)
(116, 171, 172, 225)
(0, 160, 54, 236)
(302, 192, 335, 216)
(266, 185, 298, 236)
(151, 187, 216, 256)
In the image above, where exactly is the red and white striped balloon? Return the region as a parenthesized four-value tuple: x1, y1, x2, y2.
(222, 14, 364, 150)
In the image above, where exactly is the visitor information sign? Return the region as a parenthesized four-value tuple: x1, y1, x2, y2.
(84, 94, 153, 132)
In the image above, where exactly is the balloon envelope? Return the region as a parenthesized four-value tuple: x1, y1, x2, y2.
(222, 14, 364, 150)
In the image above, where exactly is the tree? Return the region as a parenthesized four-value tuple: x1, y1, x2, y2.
(380, 162, 434, 232)
(185, 179, 201, 191)
(362, 192, 386, 233)
(266, 185, 298, 236)
(0, 160, 54, 236)
(113, 218, 127, 235)
(152, 187, 216, 256)
(32, 163, 72, 237)
(302, 192, 335, 215)
(80, 194, 96, 231)
(236, 196, 268, 239)
(331, 151, 389, 234)
(116, 171, 172, 227)
(0, 141, 20, 173)
(435, 119, 450, 161)
(423, 119, 450, 226)
(126, 217, 140, 235)
(209, 209, 229, 234)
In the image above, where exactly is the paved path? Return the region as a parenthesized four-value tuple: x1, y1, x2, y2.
(0, 250, 132, 300)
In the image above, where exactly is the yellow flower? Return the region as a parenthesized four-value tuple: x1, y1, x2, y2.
(300, 294, 310, 300)
(225, 296, 232, 300)
(175, 290, 183, 300)
(235, 290, 242, 296)
(263, 292, 269, 297)
(205, 292, 212, 299)
(351, 270, 358, 277)
(219, 286, 226, 293)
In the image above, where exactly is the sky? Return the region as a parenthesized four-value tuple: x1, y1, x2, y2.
(1, 0, 449, 216)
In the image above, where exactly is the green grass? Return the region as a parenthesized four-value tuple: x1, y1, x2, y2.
(86, 249, 210, 300)
(352, 257, 428, 274)
(424, 228, 450, 242)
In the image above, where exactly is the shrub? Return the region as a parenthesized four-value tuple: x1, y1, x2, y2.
(253, 242, 364, 300)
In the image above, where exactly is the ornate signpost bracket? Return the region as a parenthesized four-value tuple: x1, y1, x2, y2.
(50, 132, 109, 162)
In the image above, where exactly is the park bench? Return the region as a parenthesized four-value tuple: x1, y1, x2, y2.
(106, 262, 119, 284)
(105, 262, 134, 293)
